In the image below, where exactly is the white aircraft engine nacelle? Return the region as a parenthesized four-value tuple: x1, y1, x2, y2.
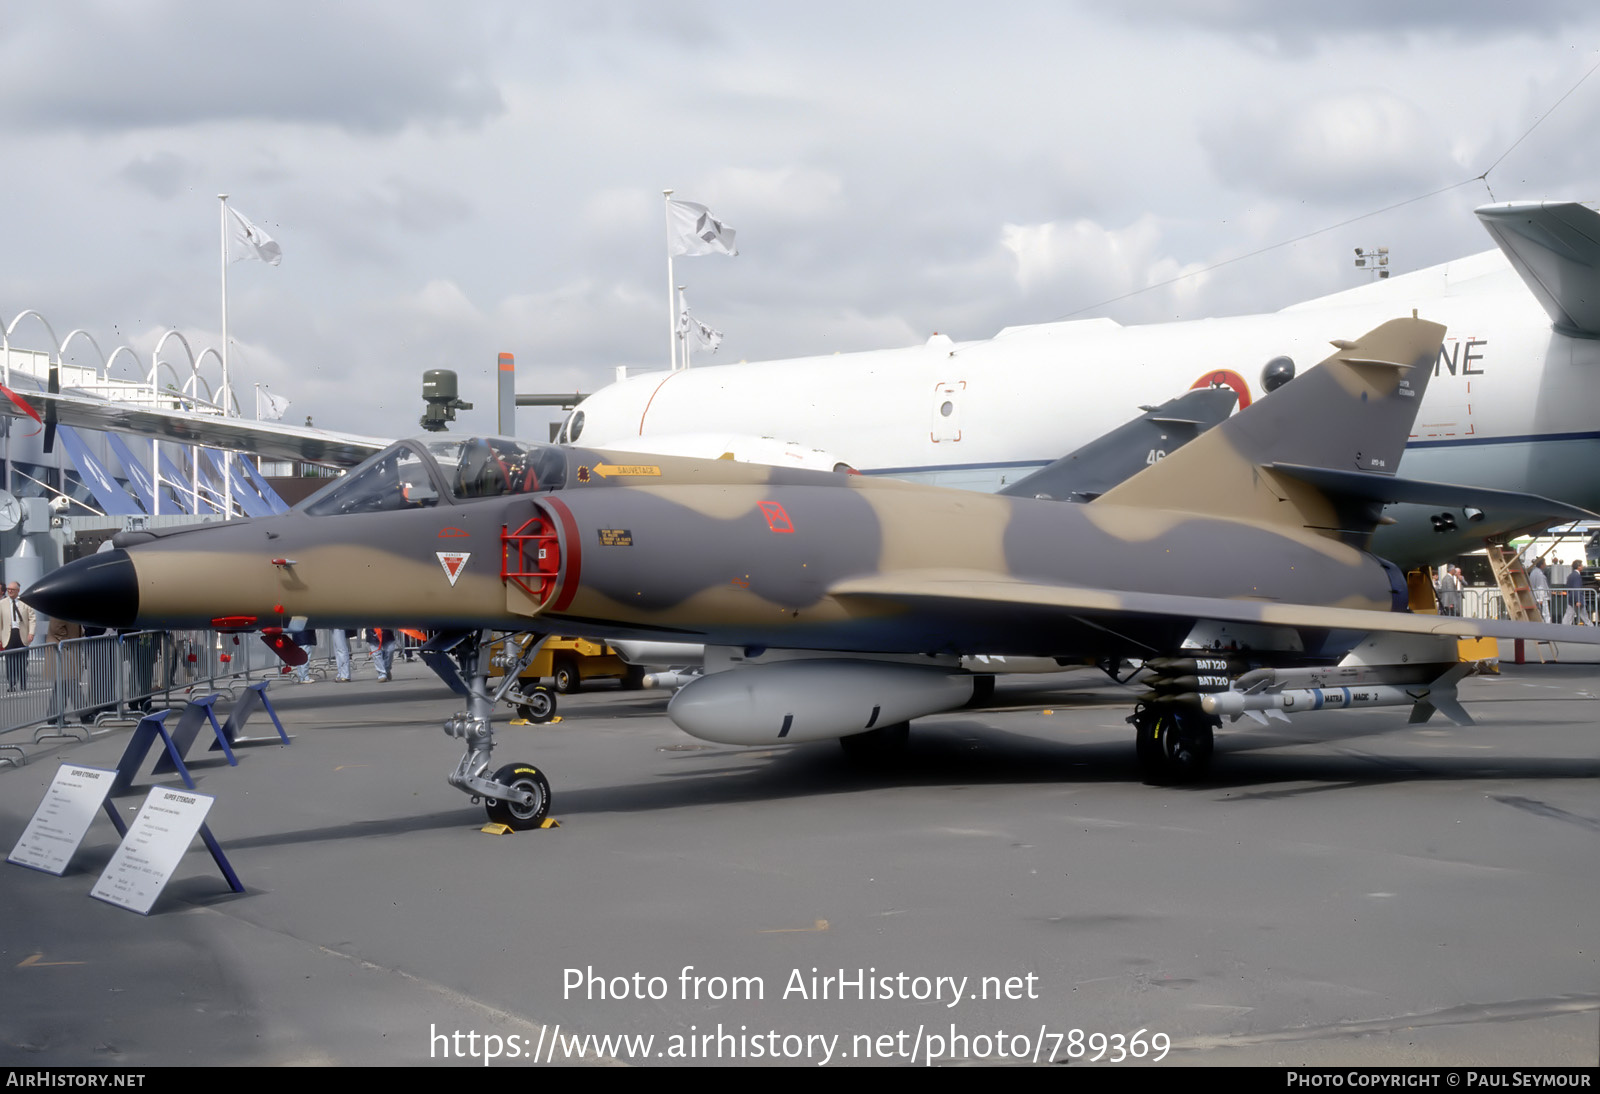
(667, 659, 974, 745)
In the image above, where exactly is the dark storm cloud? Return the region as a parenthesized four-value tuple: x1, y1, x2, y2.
(0, 2, 504, 133)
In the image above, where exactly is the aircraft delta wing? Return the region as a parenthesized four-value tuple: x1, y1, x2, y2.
(25, 316, 1600, 829)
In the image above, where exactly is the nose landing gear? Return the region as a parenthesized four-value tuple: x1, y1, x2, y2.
(428, 630, 559, 830)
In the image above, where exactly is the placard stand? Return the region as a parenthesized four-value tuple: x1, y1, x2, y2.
(7, 764, 118, 875)
(91, 785, 242, 913)
(210, 681, 290, 750)
(110, 697, 229, 795)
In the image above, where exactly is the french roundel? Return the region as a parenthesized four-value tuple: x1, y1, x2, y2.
(1190, 369, 1252, 410)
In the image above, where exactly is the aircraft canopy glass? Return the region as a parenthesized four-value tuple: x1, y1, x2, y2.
(297, 437, 568, 516)
(424, 437, 568, 498)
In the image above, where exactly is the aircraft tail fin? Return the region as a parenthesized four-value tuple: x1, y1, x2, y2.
(998, 386, 1236, 502)
(1094, 316, 1445, 544)
(1476, 201, 1600, 337)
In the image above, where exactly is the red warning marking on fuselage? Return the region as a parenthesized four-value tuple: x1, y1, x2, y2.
(439, 527, 469, 538)
(1190, 369, 1252, 410)
(437, 551, 471, 586)
(757, 501, 795, 534)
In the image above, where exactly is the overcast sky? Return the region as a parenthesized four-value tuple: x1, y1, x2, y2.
(2, 1, 1596, 441)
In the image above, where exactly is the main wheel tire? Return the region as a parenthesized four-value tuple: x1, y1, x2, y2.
(516, 686, 556, 724)
(965, 674, 996, 707)
(553, 658, 581, 694)
(621, 663, 647, 690)
(484, 762, 551, 830)
(1134, 706, 1214, 785)
(838, 721, 910, 764)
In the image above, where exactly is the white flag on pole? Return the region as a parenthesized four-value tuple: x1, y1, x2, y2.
(677, 290, 723, 352)
(228, 207, 283, 265)
(259, 389, 291, 421)
(667, 199, 738, 257)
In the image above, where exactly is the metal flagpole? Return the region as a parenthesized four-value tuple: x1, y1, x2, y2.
(678, 286, 691, 370)
(664, 189, 677, 371)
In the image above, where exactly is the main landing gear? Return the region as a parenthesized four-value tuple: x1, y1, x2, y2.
(1129, 702, 1216, 785)
(426, 630, 556, 830)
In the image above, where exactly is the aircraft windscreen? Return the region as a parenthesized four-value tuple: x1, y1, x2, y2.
(424, 437, 568, 499)
(299, 443, 443, 516)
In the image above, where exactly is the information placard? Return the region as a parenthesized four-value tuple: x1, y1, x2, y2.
(91, 785, 215, 914)
(7, 764, 118, 876)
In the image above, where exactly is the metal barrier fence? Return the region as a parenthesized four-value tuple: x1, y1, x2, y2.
(1459, 585, 1600, 624)
(0, 628, 344, 764)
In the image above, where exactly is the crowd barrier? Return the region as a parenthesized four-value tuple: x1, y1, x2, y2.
(0, 628, 349, 763)
(1458, 585, 1600, 624)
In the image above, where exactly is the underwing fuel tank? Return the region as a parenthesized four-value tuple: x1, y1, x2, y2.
(666, 659, 975, 745)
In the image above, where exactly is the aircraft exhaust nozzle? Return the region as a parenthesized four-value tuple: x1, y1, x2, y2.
(667, 660, 974, 745)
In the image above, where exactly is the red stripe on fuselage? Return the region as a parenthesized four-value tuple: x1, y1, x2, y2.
(543, 495, 583, 612)
(637, 370, 684, 435)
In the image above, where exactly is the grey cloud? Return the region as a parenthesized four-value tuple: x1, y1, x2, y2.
(1110, 0, 1593, 52)
(1198, 93, 1457, 204)
(116, 151, 196, 200)
(0, 2, 504, 134)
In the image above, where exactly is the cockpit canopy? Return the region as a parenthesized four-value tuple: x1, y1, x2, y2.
(299, 437, 569, 516)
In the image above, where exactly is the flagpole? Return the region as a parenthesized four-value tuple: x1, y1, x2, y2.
(677, 285, 691, 370)
(664, 189, 677, 371)
(218, 193, 233, 519)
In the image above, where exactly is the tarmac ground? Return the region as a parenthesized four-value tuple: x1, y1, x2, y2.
(1, 655, 1596, 1067)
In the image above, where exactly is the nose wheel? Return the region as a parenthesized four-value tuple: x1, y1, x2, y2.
(1131, 703, 1215, 785)
(484, 763, 551, 830)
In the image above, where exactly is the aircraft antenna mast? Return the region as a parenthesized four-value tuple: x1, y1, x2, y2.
(1354, 246, 1391, 281)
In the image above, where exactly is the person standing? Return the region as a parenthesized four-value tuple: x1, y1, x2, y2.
(1529, 561, 1552, 623)
(331, 628, 354, 682)
(45, 616, 83, 723)
(1, 581, 36, 690)
(1565, 560, 1592, 625)
(369, 627, 399, 682)
(1435, 566, 1460, 617)
(289, 627, 317, 683)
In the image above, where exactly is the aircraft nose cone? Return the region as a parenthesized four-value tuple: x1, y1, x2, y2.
(24, 549, 139, 629)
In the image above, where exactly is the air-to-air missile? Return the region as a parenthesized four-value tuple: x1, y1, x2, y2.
(25, 317, 1598, 828)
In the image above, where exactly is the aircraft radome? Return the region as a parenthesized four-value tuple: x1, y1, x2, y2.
(562, 201, 1600, 568)
(26, 316, 1598, 829)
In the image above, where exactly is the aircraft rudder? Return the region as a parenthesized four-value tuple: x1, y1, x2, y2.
(1093, 316, 1446, 538)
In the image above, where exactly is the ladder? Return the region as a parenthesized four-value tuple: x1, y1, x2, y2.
(1484, 540, 1554, 663)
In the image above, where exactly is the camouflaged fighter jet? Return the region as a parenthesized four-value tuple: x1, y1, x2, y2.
(24, 317, 1599, 829)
